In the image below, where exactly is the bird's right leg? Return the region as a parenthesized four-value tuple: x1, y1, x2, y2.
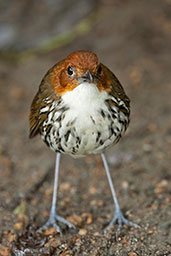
(39, 153, 76, 234)
(101, 153, 139, 233)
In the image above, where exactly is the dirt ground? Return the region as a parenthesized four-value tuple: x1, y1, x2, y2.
(0, 0, 171, 255)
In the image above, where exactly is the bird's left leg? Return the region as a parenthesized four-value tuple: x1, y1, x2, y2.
(40, 153, 76, 233)
(101, 153, 139, 233)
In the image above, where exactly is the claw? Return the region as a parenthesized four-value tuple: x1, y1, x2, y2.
(38, 212, 76, 234)
(104, 209, 139, 233)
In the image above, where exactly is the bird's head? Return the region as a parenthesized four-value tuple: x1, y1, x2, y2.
(50, 51, 110, 96)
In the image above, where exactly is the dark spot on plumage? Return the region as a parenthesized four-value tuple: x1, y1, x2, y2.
(118, 105, 129, 114)
(61, 113, 66, 120)
(99, 140, 104, 145)
(65, 130, 71, 142)
(72, 147, 76, 153)
(56, 114, 62, 122)
(90, 115, 95, 124)
(97, 65, 102, 76)
(45, 124, 52, 135)
(55, 138, 59, 144)
(110, 107, 118, 115)
(76, 136, 81, 144)
(66, 118, 77, 127)
(112, 113, 117, 119)
(44, 138, 50, 147)
(101, 109, 105, 118)
(96, 132, 101, 142)
(115, 134, 121, 143)
(118, 119, 125, 125)
(58, 144, 64, 152)
(116, 127, 120, 132)
(110, 127, 114, 135)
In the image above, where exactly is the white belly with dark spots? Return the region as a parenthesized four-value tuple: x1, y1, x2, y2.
(42, 82, 128, 157)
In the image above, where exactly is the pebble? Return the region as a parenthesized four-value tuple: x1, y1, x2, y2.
(81, 212, 93, 224)
(155, 179, 168, 194)
(128, 252, 138, 256)
(89, 187, 97, 194)
(43, 227, 58, 236)
(17, 213, 29, 225)
(67, 213, 82, 226)
(97, 199, 104, 207)
(143, 143, 152, 152)
(0, 245, 10, 256)
(45, 237, 60, 248)
(78, 228, 87, 235)
(60, 250, 73, 256)
(13, 222, 23, 230)
(122, 181, 129, 190)
(130, 69, 142, 84)
(148, 123, 157, 132)
(93, 231, 100, 236)
(60, 182, 71, 191)
(7, 232, 16, 243)
(147, 230, 154, 235)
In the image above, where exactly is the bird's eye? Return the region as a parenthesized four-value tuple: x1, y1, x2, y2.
(67, 66, 74, 76)
(97, 65, 102, 75)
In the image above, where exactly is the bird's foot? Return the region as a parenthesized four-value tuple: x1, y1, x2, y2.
(104, 208, 139, 233)
(39, 212, 76, 234)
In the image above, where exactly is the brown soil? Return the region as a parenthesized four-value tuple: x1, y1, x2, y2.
(0, 0, 170, 255)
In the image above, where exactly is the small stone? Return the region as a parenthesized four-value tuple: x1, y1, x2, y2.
(7, 233, 16, 243)
(60, 182, 71, 191)
(17, 213, 29, 225)
(89, 187, 97, 194)
(97, 217, 103, 223)
(61, 250, 73, 256)
(78, 228, 87, 235)
(81, 213, 93, 224)
(151, 204, 158, 210)
(42, 211, 49, 217)
(130, 69, 142, 84)
(45, 237, 60, 248)
(155, 179, 168, 194)
(43, 227, 58, 235)
(147, 230, 154, 234)
(45, 187, 53, 197)
(0, 245, 10, 256)
(97, 200, 104, 207)
(13, 222, 23, 230)
(160, 179, 168, 187)
(122, 181, 129, 190)
(82, 194, 89, 199)
(61, 199, 70, 207)
(128, 252, 138, 256)
(67, 213, 82, 226)
(143, 143, 152, 152)
(148, 123, 157, 132)
(93, 232, 100, 236)
(90, 199, 97, 206)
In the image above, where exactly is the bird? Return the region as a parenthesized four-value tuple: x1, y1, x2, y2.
(29, 50, 138, 233)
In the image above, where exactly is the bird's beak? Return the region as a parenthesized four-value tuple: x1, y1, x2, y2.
(81, 69, 93, 83)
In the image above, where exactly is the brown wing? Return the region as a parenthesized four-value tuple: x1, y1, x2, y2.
(29, 63, 63, 138)
(102, 63, 130, 116)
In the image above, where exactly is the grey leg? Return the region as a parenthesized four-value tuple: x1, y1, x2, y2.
(40, 153, 76, 233)
(101, 153, 138, 232)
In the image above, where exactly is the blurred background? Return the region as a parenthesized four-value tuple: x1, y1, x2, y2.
(0, 0, 170, 255)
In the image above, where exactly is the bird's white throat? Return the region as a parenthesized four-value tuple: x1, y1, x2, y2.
(62, 82, 108, 112)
